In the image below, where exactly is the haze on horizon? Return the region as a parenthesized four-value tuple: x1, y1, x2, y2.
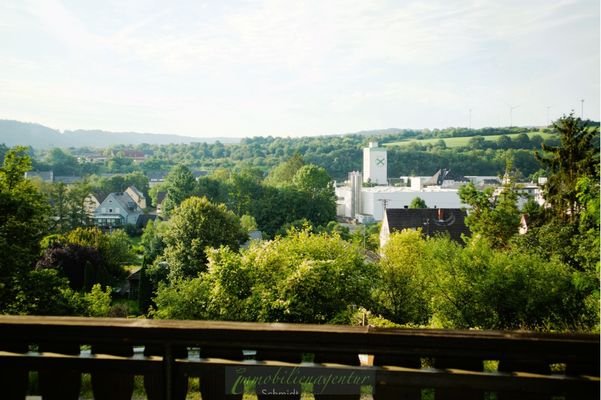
(0, 0, 599, 139)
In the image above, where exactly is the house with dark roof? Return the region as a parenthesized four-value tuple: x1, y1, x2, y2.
(380, 208, 469, 248)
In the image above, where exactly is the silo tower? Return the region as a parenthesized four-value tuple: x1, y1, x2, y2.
(363, 141, 387, 185)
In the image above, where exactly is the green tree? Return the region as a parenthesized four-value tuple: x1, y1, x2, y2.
(45, 147, 79, 176)
(0, 146, 50, 312)
(459, 181, 520, 248)
(428, 238, 594, 330)
(264, 154, 304, 186)
(163, 196, 244, 280)
(292, 164, 331, 193)
(153, 230, 373, 323)
(162, 164, 197, 215)
(374, 230, 431, 324)
(409, 196, 428, 209)
(535, 113, 599, 223)
(240, 214, 258, 233)
(291, 164, 336, 227)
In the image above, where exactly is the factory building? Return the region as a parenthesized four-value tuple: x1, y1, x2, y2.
(335, 142, 544, 223)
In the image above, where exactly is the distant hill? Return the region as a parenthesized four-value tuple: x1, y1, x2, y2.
(0, 120, 240, 149)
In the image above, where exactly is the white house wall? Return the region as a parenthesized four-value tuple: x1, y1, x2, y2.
(361, 188, 463, 221)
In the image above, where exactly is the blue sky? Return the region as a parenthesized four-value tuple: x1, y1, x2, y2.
(0, 0, 599, 138)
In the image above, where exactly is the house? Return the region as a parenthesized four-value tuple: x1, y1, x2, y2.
(93, 188, 146, 229)
(147, 170, 168, 187)
(121, 150, 146, 163)
(125, 186, 147, 209)
(84, 191, 108, 217)
(380, 208, 469, 248)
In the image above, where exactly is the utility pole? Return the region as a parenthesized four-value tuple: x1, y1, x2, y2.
(377, 199, 389, 221)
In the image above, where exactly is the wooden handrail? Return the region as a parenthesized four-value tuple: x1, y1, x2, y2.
(0, 315, 598, 399)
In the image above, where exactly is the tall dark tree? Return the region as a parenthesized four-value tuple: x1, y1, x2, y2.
(0, 146, 50, 311)
(535, 113, 599, 223)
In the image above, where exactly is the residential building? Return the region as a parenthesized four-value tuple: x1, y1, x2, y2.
(93, 188, 145, 228)
(380, 208, 469, 248)
(125, 186, 147, 209)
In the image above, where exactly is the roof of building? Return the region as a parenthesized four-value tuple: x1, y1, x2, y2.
(424, 168, 469, 186)
(127, 185, 144, 199)
(89, 190, 108, 204)
(156, 191, 167, 204)
(136, 213, 157, 228)
(147, 170, 168, 181)
(54, 176, 82, 184)
(25, 170, 54, 182)
(104, 192, 139, 213)
(384, 208, 470, 242)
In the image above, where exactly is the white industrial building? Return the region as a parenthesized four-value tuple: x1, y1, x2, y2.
(336, 142, 544, 222)
(336, 175, 463, 222)
(363, 142, 388, 185)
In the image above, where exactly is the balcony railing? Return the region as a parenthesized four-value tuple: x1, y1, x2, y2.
(0, 315, 598, 399)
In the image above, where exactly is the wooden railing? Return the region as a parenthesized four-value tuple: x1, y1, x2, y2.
(0, 316, 598, 399)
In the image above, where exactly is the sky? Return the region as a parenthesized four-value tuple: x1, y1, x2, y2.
(0, 0, 599, 138)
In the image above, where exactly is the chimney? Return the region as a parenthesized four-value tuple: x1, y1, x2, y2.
(437, 208, 444, 220)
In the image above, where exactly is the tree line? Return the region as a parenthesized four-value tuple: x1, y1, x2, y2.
(20, 123, 600, 183)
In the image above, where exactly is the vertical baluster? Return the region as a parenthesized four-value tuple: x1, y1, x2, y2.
(144, 344, 188, 400)
(373, 354, 421, 400)
(565, 357, 600, 400)
(199, 347, 244, 400)
(433, 356, 484, 400)
(38, 342, 81, 400)
(0, 343, 29, 400)
(313, 352, 361, 400)
(497, 359, 551, 400)
(91, 343, 134, 400)
(255, 350, 303, 400)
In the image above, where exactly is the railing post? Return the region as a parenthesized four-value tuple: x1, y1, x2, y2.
(433, 356, 484, 400)
(198, 347, 243, 400)
(38, 342, 82, 400)
(313, 352, 361, 400)
(373, 354, 421, 400)
(144, 344, 188, 400)
(255, 350, 302, 400)
(0, 343, 28, 400)
(164, 343, 173, 400)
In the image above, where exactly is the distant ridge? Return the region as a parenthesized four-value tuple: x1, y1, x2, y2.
(0, 120, 240, 149)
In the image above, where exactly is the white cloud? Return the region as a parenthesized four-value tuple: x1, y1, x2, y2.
(0, 0, 598, 136)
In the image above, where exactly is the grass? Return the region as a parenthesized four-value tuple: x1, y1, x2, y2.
(384, 130, 558, 148)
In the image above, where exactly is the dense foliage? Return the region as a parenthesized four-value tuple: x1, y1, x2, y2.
(0, 116, 598, 333)
(153, 229, 374, 323)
